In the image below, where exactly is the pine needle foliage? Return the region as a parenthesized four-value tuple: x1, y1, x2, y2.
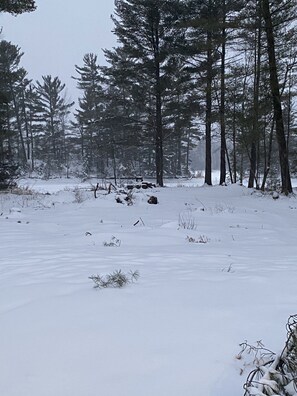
(0, 1, 36, 15)
(89, 270, 140, 289)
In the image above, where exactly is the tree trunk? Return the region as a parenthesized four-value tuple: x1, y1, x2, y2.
(219, 0, 226, 185)
(232, 98, 237, 183)
(9, 82, 27, 164)
(226, 145, 234, 184)
(155, 71, 163, 186)
(205, 28, 212, 186)
(152, 17, 164, 187)
(261, 0, 292, 194)
(186, 131, 191, 175)
(248, 142, 257, 188)
(176, 127, 182, 176)
(261, 117, 274, 190)
(21, 90, 31, 165)
(248, 9, 261, 189)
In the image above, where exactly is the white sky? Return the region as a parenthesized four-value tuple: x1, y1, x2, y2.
(0, 0, 116, 103)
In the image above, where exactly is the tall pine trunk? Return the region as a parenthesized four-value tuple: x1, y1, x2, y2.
(219, 0, 226, 185)
(9, 81, 27, 164)
(232, 97, 237, 183)
(153, 15, 164, 187)
(248, 10, 261, 189)
(248, 142, 257, 188)
(261, 0, 292, 194)
(205, 29, 213, 186)
(155, 73, 163, 186)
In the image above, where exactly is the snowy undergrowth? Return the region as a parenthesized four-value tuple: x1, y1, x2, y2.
(1, 180, 297, 396)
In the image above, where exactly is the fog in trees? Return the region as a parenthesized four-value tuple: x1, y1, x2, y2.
(1, 0, 297, 191)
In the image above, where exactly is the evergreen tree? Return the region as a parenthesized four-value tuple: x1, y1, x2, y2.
(184, 0, 245, 185)
(0, 0, 36, 14)
(260, 0, 295, 193)
(74, 53, 106, 174)
(0, 41, 25, 186)
(0, 40, 31, 165)
(0, 0, 37, 185)
(235, 0, 296, 192)
(102, 47, 152, 179)
(35, 75, 74, 176)
(183, 0, 223, 185)
(111, 0, 187, 186)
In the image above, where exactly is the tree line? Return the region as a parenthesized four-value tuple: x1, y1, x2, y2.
(1, 0, 297, 193)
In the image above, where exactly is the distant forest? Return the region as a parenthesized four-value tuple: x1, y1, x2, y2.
(1, 0, 297, 193)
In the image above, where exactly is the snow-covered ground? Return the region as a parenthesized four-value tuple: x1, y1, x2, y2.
(1, 178, 296, 396)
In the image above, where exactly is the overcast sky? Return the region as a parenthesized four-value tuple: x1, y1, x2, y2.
(0, 0, 116, 102)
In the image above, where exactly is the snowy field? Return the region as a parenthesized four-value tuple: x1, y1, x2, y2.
(1, 177, 297, 396)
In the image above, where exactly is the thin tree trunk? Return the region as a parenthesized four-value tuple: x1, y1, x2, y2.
(232, 98, 237, 183)
(226, 145, 234, 184)
(21, 90, 31, 164)
(286, 71, 292, 148)
(248, 142, 257, 188)
(186, 132, 191, 175)
(155, 62, 164, 186)
(152, 17, 164, 187)
(111, 140, 117, 185)
(261, 117, 274, 190)
(205, 28, 212, 186)
(248, 8, 261, 189)
(10, 83, 27, 163)
(219, 0, 226, 185)
(176, 127, 182, 176)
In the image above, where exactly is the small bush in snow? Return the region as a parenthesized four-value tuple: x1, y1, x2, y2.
(178, 211, 197, 230)
(266, 176, 281, 192)
(73, 186, 86, 203)
(10, 185, 35, 195)
(103, 235, 121, 247)
(89, 270, 139, 289)
(272, 191, 279, 200)
(213, 203, 235, 214)
(186, 235, 210, 244)
(241, 314, 297, 396)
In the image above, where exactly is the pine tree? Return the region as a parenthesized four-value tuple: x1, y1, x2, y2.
(0, 0, 36, 14)
(183, 0, 222, 185)
(184, 0, 245, 185)
(74, 53, 106, 174)
(233, 0, 296, 192)
(0, 0, 37, 183)
(0, 41, 26, 186)
(111, 0, 187, 186)
(0, 40, 31, 166)
(102, 46, 152, 180)
(260, 0, 295, 193)
(35, 76, 74, 176)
